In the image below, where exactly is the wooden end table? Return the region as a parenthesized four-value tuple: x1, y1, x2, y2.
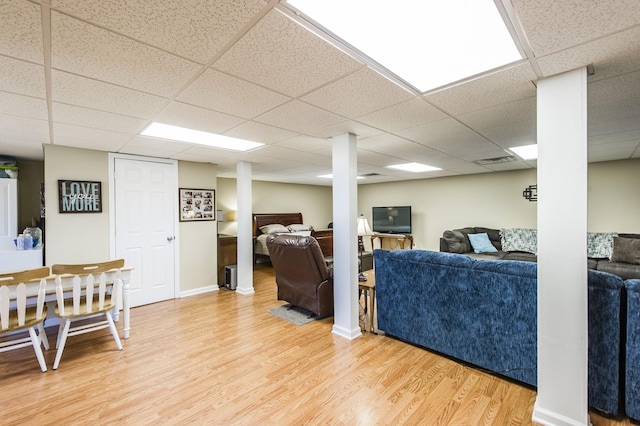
(358, 269, 376, 333)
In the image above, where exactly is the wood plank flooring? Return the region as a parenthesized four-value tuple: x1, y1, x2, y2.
(0, 264, 634, 425)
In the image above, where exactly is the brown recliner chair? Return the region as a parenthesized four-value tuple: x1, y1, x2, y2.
(266, 234, 334, 318)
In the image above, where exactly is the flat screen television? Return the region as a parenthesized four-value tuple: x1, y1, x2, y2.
(372, 206, 412, 234)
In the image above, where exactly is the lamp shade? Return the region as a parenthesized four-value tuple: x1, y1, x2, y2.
(357, 214, 372, 236)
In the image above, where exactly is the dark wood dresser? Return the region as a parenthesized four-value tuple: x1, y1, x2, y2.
(217, 234, 237, 286)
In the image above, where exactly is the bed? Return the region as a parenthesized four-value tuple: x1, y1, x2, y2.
(252, 213, 333, 262)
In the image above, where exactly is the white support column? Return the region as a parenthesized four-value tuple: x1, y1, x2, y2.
(235, 161, 254, 295)
(533, 68, 589, 426)
(331, 133, 362, 340)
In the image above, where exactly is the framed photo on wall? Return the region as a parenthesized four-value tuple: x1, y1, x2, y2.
(179, 188, 215, 221)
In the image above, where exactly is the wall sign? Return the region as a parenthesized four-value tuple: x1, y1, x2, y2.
(58, 180, 102, 213)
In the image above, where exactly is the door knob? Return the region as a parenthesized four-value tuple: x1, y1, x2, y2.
(167, 236, 174, 242)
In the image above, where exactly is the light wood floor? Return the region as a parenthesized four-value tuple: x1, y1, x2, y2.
(1, 264, 635, 425)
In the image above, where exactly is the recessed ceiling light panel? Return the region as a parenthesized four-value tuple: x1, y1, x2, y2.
(509, 144, 538, 160)
(386, 162, 441, 173)
(284, 0, 522, 93)
(140, 122, 264, 152)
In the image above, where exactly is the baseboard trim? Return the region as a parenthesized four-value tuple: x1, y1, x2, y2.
(180, 285, 219, 298)
(532, 399, 591, 426)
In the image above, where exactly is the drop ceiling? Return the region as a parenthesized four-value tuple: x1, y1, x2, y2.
(1, 0, 639, 185)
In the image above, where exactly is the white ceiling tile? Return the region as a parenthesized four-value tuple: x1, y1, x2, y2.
(0, 92, 48, 120)
(478, 121, 537, 148)
(589, 129, 640, 146)
(425, 62, 538, 116)
(0, 0, 43, 63)
(301, 68, 414, 118)
(52, 123, 130, 152)
(456, 98, 536, 130)
(308, 120, 385, 140)
(588, 140, 639, 162)
(356, 98, 448, 132)
(178, 69, 290, 119)
(537, 26, 640, 80)
(50, 11, 202, 97)
(52, 103, 147, 134)
(0, 139, 44, 159)
(50, 0, 266, 63)
(588, 70, 640, 107)
(213, 9, 362, 97)
(0, 56, 46, 98)
(224, 121, 298, 144)
(123, 135, 192, 156)
(51, 70, 167, 119)
(255, 101, 345, 133)
(155, 101, 246, 134)
(512, 0, 640, 56)
(273, 135, 332, 153)
(0, 114, 50, 146)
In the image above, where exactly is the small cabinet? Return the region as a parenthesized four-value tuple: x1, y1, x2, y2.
(217, 234, 237, 286)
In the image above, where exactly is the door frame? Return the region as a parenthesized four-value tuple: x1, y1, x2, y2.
(108, 153, 180, 300)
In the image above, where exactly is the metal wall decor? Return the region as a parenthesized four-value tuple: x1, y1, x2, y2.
(523, 185, 537, 202)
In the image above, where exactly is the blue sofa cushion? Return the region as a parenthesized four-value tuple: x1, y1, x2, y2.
(468, 233, 498, 253)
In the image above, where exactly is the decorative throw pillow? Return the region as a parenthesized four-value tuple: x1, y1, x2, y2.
(260, 224, 289, 234)
(468, 233, 498, 253)
(587, 232, 617, 259)
(443, 230, 468, 253)
(501, 228, 537, 254)
(611, 237, 640, 265)
(287, 224, 310, 232)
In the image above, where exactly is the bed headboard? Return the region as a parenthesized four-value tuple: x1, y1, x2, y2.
(252, 212, 303, 237)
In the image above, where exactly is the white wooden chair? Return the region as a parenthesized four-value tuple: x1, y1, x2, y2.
(51, 259, 125, 370)
(0, 267, 51, 372)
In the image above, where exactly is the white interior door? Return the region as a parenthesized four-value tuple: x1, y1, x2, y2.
(114, 158, 176, 307)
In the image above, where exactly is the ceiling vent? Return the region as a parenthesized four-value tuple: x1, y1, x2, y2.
(360, 173, 381, 177)
(474, 155, 516, 165)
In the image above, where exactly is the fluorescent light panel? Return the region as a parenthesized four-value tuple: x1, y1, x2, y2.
(510, 144, 538, 160)
(140, 122, 264, 151)
(318, 174, 366, 179)
(285, 0, 522, 92)
(387, 162, 441, 173)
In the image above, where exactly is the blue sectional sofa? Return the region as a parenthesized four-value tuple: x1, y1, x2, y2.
(626, 280, 640, 421)
(373, 249, 625, 415)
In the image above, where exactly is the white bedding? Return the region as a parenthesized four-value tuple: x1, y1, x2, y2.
(255, 231, 312, 256)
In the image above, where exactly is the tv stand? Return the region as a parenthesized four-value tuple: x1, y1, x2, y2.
(371, 233, 413, 250)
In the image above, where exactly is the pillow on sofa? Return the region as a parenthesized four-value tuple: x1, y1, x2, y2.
(501, 228, 537, 254)
(587, 232, 617, 259)
(611, 237, 640, 265)
(443, 230, 469, 253)
(287, 224, 311, 232)
(260, 224, 289, 234)
(468, 233, 498, 253)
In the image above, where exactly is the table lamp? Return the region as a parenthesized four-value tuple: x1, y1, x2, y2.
(357, 214, 373, 281)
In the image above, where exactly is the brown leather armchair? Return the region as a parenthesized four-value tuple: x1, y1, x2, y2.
(266, 234, 334, 318)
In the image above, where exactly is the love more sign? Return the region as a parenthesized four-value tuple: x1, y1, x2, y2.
(58, 180, 102, 213)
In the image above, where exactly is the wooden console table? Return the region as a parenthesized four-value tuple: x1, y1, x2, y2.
(371, 233, 413, 250)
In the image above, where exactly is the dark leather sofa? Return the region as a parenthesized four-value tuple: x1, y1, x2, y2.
(439, 226, 640, 279)
(266, 234, 334, 318)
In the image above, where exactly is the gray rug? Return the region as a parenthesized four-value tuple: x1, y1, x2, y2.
(268, 304, 316, 326)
